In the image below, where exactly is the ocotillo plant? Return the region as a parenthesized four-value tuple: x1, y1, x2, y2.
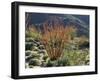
(41, 17, 76, 60)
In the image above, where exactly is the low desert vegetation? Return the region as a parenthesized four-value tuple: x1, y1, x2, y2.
(25, 17, 89, 68)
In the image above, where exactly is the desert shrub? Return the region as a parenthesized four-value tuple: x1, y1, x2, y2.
(46, 59, 57, 67)
(43, 55, 48, 61)
(25, 38, 34, 42)
(29, 59, 41, 66)
(25, 51, 32, 56)
(46, 60, 54, 67)
(26, 25, 42, 40)
(26, 54, 39, 62)
(25, 50, 41, 61)
(67, 36, 89, 50)
(31, 54, 41, 59)
(41, 18, 77, 60)
(76, 36, 89, 49)
(85, 54, 89, 65)
(56, 58, 69, 66)
(65, 26, 77, 40)
(63, 49, 89, 66)
(25, 42, 33, 50)
(45, 54, 69, 67)
(77, 36, 88, 45)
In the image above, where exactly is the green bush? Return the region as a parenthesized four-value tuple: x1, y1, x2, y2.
(63, 49, 89, 66)
(25, 30, 41, 40)
(46, 60, 57, 67)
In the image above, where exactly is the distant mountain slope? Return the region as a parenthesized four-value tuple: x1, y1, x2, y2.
(26, 13, 89, 37)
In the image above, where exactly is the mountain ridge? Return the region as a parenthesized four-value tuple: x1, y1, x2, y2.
(26, 13, 89, 37)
